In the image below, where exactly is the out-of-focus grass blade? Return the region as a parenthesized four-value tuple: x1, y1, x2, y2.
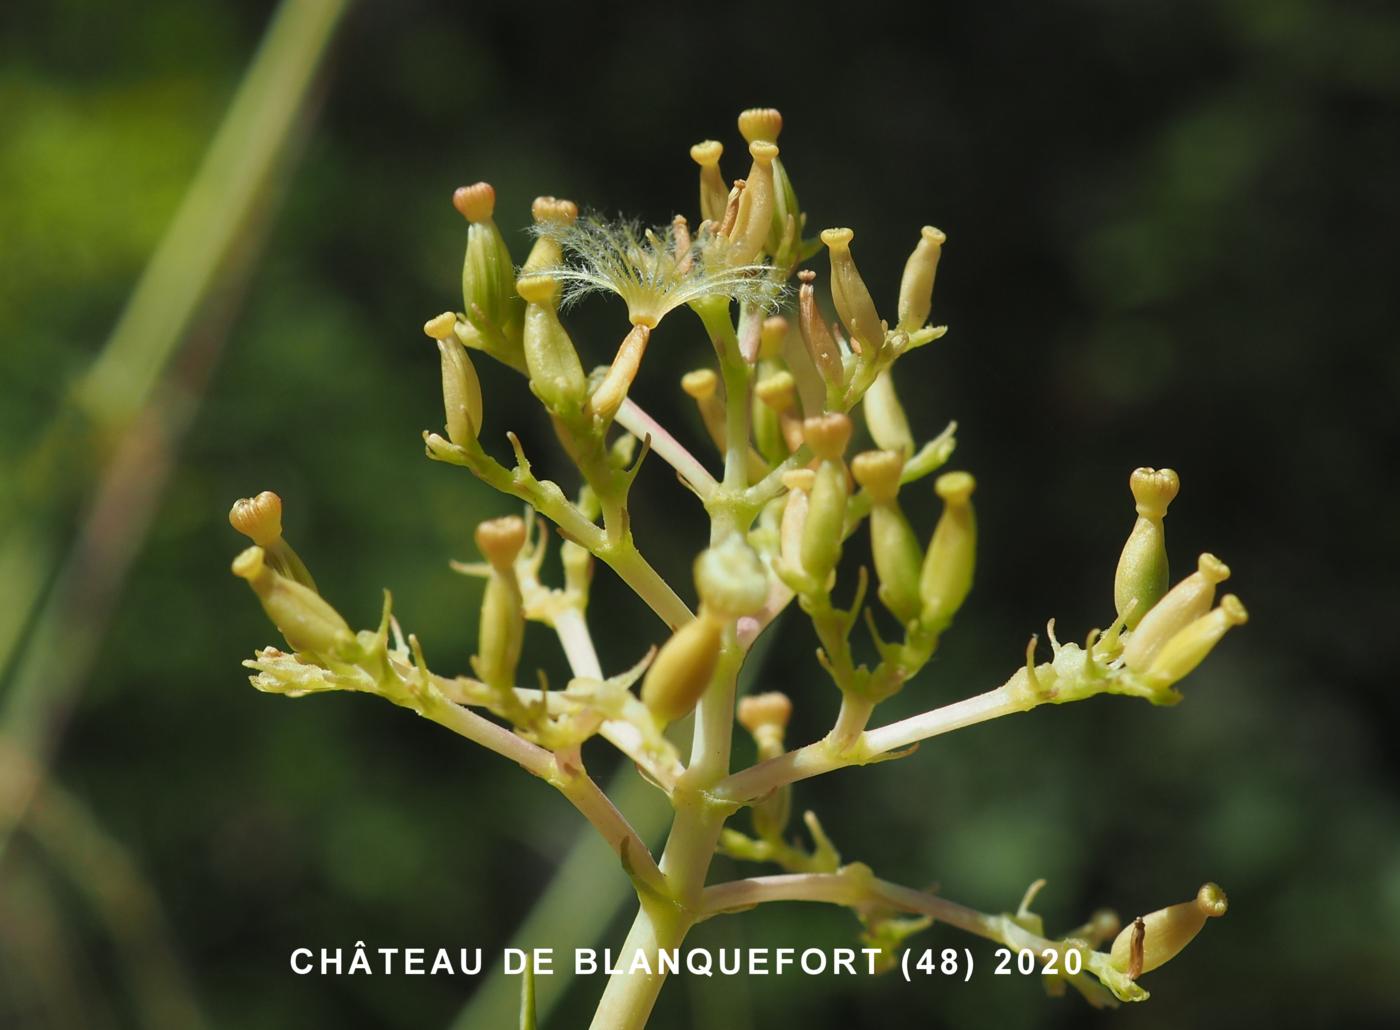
(0, 0, 349, 855)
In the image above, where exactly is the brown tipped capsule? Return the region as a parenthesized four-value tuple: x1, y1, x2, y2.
(1110, 884, 1228, 977)
(232, 545, 354, 657)
(475, 515, 527, 573)
(798, 271, 845, 386)
(229, 491, 283, 547)
(453, 182, 496, 223)
(1114, 468, 1181, 629)
(1143, 594, 1248, 689)
(690, 140, 727, 225)
(802, 413, 853, 462)
(738, 107, 783, 144)
(1122, 553, 1231, 671)
(457, 182, 522, 341)
(641, 614, 723, 726)
(896, 226, 946, 332)
(820, 227, 884, 356)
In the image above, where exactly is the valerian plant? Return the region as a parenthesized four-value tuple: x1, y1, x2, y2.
(229, 107, 1245, 1028)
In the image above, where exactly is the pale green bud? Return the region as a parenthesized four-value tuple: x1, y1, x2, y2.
(862, 369, 914, 455)
(896, 226, 946, 332)
(232, 545, 353, 657)
(690, 140, 727, 225)
(516, 274, 588, 415)
(919, 472, 977, 634)
(454, 182, 522, 336)
(228, 491, 315, 590)
(473, 516, 527, 691)
(695, 537, 770, 619)
(797, 271, 846, 387)
(425, 312, 483, 446)
(1114, 468, 1180, 629)
(820, 227, 885, 356)
(1110, 883, 1228, 978)
(853, 451, 923, 624)
(641, 613, 723, 727)
(1122, 553, 1231, 671)
(726, 141, 778, 266)
(802, 460, 848, 587)
(1143, 594, 1248, 690)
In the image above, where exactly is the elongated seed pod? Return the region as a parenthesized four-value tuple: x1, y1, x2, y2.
(232, 546, 353, 657)
(919, 472, 977, 634)
(1143, 595, 1248, 689)
(690, 141, 727, 225)
(862, 369, 914, 455)
(425, 311, 483, 445)
(516, 275, 587, 414)
(473, 517, 527, 692)
(1110, 884, 1228, 977)
(454, 182, 522, 336)
(1122, 553, 1230, 671)
(1114, 468, 1180, 629)
(897, 226, 946, 332)
(590, 323, 651, 422)
(821, 228, 884, 355)
(726, 142, 778, 266)
(853, 451, 922, 623)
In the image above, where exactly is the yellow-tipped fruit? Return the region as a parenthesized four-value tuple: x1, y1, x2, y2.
(1122, 553, 1231, 671)
(1114, 467, 1180, 629)
(896, 226, 946, 332)
(232, 545, 354, 657)
(1143, 594, 1248, 689)
(517, 274, 587, 414)
(918, 471, 976, 634)
(1110, 884, 1228, 978)
(821, 227, 884, 356)
(853, 450, 923, 623)
(426, 311, 483, 445)
(690, 140, 727, 225)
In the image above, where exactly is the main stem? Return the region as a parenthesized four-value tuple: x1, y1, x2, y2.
(588, 301, 754, 1029)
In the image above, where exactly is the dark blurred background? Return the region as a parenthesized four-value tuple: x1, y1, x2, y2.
(2, 0, 1399, 1027)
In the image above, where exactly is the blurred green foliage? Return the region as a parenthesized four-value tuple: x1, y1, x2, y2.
(2, 0, 1399, 1027)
